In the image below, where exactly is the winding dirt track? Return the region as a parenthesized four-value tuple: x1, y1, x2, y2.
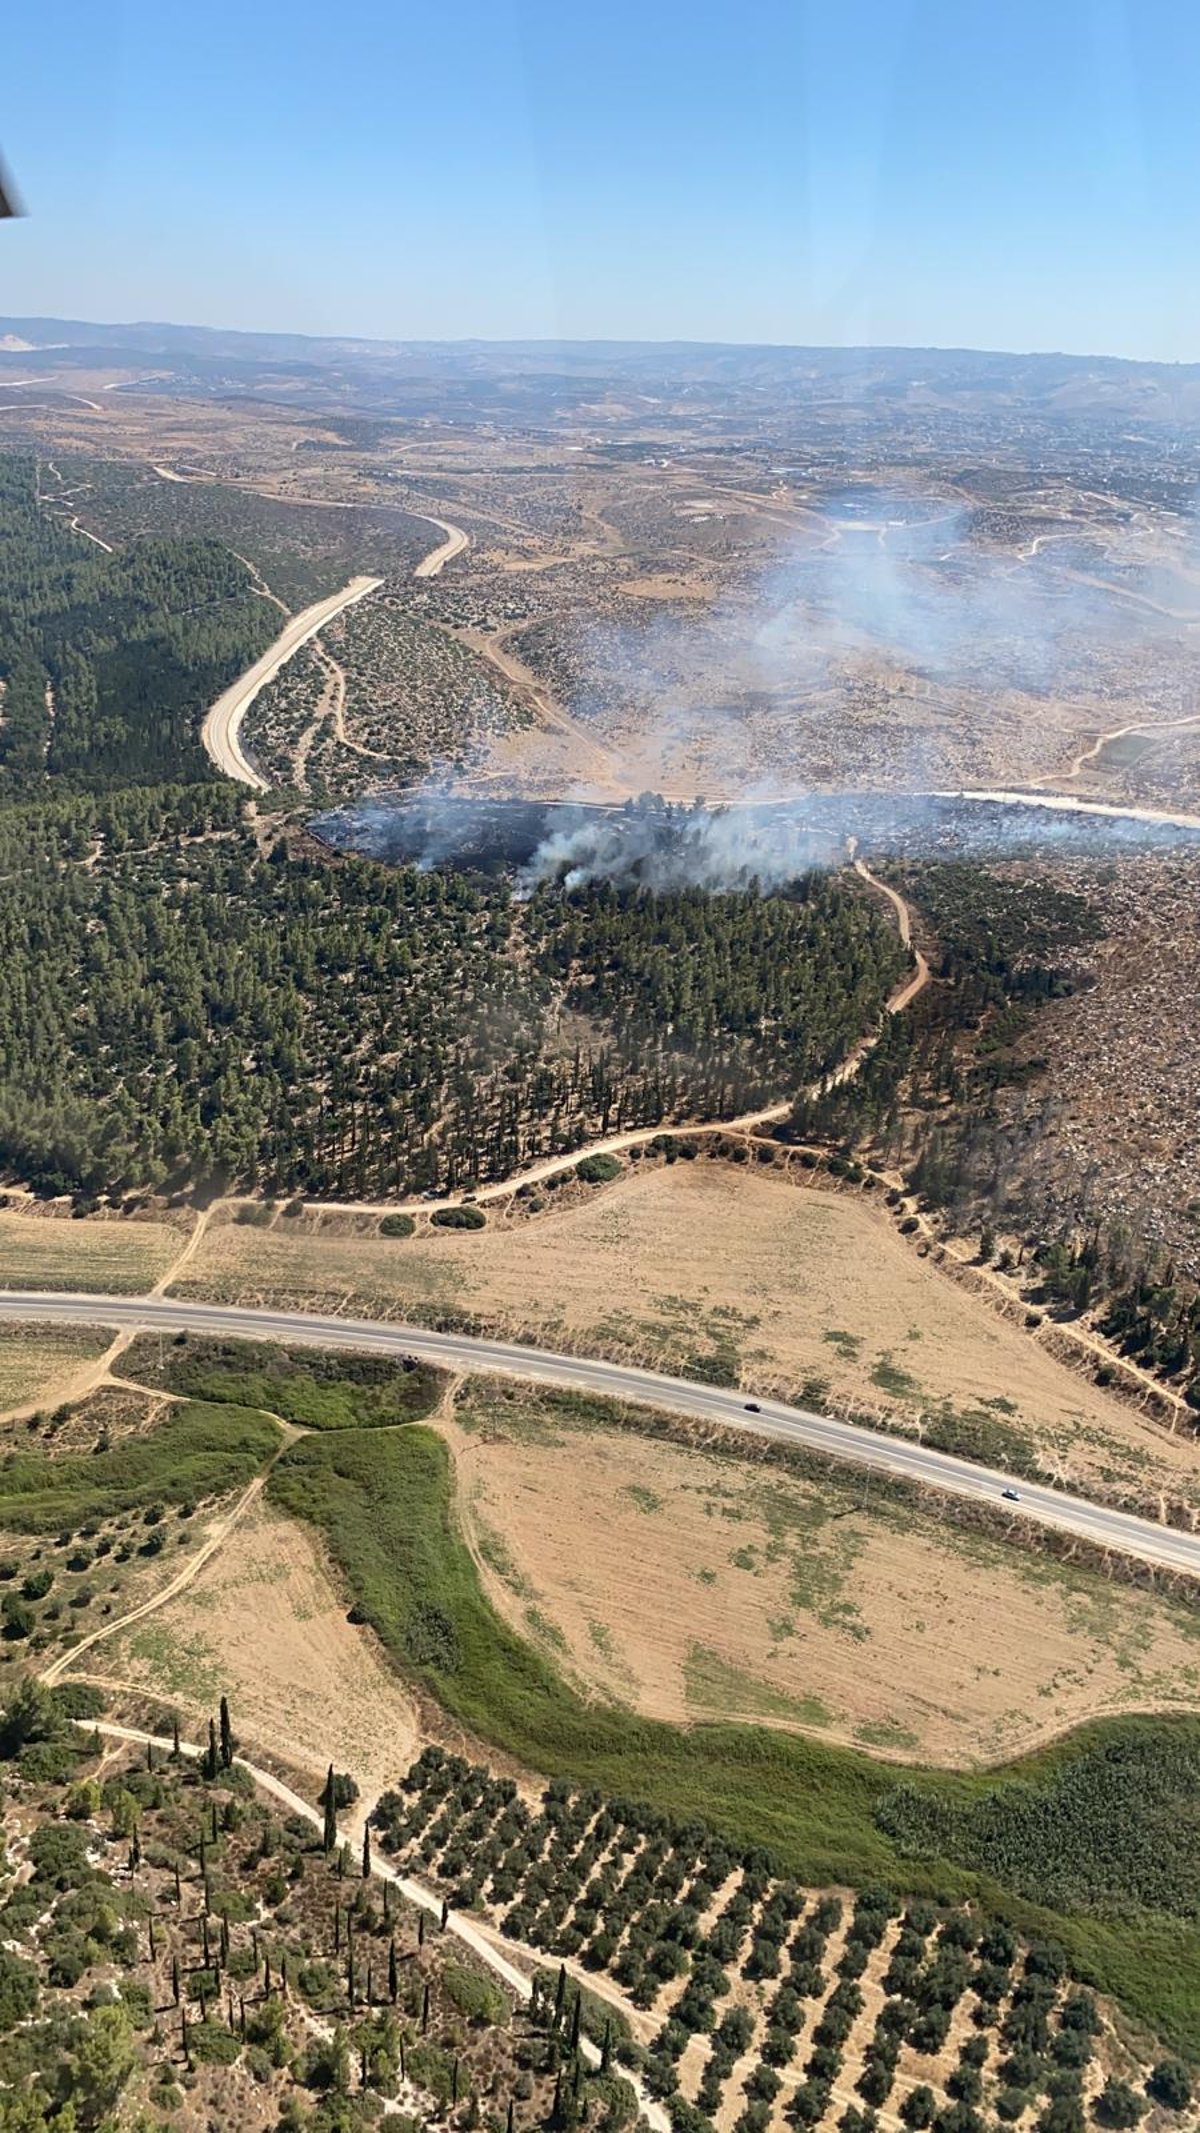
(70, 1716, 669, 2130)
(200, 576, 384, 789)
(215, 858, 928, 1216)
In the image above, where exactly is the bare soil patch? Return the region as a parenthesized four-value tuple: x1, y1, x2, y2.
(99, 1493, 419, 1809)
(443, 1391, 1200, 1767)
(178, 1163, 1200, 1503)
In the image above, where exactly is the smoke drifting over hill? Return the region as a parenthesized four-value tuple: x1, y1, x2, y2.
(317, 485, 1200, 888)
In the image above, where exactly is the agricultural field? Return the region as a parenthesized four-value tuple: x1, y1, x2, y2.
(0, 1683, 605, 2133)
(176, 1161, 1200, 1510)
(0, 1321, 112, 1413)
(444, 1381, 1200, 1767)
(0, 1205, 189, 1295)
(0, 1388, 282, 1680)
(378, 1748, 1190, 2133)
(101, 1494, 421, 1813)
(263, 1417, 1200, 2048)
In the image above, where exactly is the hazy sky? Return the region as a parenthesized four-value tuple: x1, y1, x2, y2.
(4, 0, 1200, 358)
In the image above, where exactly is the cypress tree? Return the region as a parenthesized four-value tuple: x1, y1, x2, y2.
(171, 1955, 181, 2005)
(219, 1694, 234, 1768)
(389, 1937, 398, 2004)
(421, 1981, 430, 2033)
(600, 2021, 611, 2074)
(362, 1824, 371, 1879)
(172, 1712, 181, 1759)
(553, 1965, 567, 2030)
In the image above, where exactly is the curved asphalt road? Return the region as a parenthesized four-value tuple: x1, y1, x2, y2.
(3, 1291, 1197, 1576)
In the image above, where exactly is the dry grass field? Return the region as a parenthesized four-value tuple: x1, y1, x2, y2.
(0, 1206, 188, 1294)
(99, 1495, 419, 1815)
(444, 1385, 1200, 1768)
(178, 1164, 1200, 1505)
(0, 1322, 111, 1413)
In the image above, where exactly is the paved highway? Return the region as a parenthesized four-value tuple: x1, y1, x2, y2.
(3, 1291, 1198, 1577)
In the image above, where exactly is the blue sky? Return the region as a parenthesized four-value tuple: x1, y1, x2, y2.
(3, 0, 1199, 357)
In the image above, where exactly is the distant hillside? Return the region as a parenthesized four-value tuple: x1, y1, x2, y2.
(5, 317, 1200, 425)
